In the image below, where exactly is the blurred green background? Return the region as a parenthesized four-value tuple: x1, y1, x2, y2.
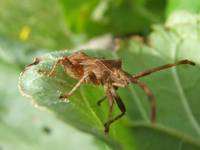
(1, 0, 200, 150)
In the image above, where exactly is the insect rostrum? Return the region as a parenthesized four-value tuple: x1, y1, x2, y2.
(36, 51, 195, 134)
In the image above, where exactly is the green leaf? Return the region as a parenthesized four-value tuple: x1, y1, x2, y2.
(60, 0, 166, 38)
(166, 0, 200, 16)
(0, 61, 105, 150)
(0, 0, 72, 49)
(19, 11, 200, 150)
(0, 36, 47, 68)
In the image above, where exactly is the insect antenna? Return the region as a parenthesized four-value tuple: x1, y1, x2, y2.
(132, 60, 195, 79)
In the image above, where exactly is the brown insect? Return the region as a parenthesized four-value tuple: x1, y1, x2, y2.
(46, 51, 195, 134)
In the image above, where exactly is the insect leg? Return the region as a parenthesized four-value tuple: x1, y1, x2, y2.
(86, 72, 107, 106)
(48, 57, 72, 78)
(59, 74, 88, 100)
(104, 87, 126, 134)
(132, 79, 156, 123)
(132, 60, 195, 79)
(97, 96, 107, 106)
(104, 90, 114, 133)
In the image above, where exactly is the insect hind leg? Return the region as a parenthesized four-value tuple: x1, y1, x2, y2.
(104, 87, 126, 134)
(97, 96, 106, 106)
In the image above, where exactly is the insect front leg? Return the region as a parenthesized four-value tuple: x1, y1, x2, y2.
(48, 57, 72, 78)
(132, 60, 195, 79)
(59, 74, 88, 100)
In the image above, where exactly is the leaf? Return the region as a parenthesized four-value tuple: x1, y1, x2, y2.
(0, 61, 105, 150)
(19, 11, 200, 150)
(59, 0, 166, 38)
(0, 0, 72, 49)
(166, 0, 200, 16)
(0, 36, 47, 67)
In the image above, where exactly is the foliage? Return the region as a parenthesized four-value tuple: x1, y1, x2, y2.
(0, 62, 103, 150)
(19, 11, 200, 150)
(60, 0, 166, 37)
(1, 0, 200, 149)
(166, 0, 200, 16)
(0, 0, 72, 49)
